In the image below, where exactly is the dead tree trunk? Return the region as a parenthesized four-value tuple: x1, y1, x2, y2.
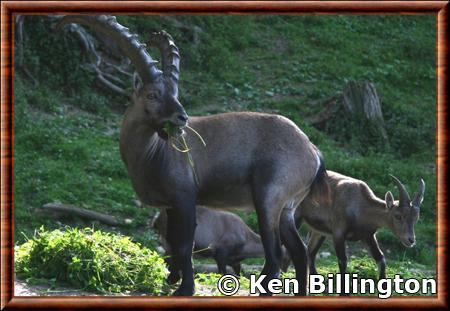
(309, 81, 389, 149)
(342, 81, 388, 143)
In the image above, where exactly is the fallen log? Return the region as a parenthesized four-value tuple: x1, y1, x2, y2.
(37, 203, 133, 226)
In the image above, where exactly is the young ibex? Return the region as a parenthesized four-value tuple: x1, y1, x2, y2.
(295, 171, 425, 291)
(153, 206, 290, 275)
(58, 15, 328, 296)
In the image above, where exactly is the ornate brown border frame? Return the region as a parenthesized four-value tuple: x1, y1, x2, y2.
(1, 1, 448, 309)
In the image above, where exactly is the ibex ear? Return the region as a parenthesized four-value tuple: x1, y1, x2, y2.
(133, 72, 143, 92)
(385, 191, 395, 209)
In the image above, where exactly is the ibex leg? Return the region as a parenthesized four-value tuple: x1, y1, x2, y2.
(231, 261, 242, 275)
(165, 256, 181, 285)
(307, 232, 326, 275)
(280, 204, 309, 296)
(332, 232, 348, 296)
(213, 248, 229, 275)
(365, 234, 386, 279)
(166, 201, 197, 296)
(252, 187, 284, 296)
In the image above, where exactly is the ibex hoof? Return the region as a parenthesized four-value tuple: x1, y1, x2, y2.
(167, 271, 181, 285)
(173, 286, 194, 296)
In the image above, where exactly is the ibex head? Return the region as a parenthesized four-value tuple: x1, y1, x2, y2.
(57, 15, 188, 140)
(385, 175, 425, 247)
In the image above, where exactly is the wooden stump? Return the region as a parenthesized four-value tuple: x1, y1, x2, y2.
(342, 81, 388, 143)
(309, 81, 389, 148)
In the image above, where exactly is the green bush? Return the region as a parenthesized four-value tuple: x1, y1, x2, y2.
(15, 227, 168, 294)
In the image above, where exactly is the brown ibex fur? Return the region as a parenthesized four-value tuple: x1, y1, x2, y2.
(294, 171, 425, 294)
(153, 206, 290, 275)
(58, 15, 328, 296)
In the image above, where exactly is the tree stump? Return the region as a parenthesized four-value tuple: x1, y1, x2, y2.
(342, 81, 388, 143)
(309, 81, 389, 150)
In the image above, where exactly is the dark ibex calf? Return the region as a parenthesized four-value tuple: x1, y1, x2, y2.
(153, 206, 290, 275)
(295, 171, 425, 293)
(58, 15, 329, 295)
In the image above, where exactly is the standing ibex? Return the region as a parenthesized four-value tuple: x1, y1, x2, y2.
(294, 171, 425, 293)
(58, 15, 328, 296)
(153, 206, 290, 275)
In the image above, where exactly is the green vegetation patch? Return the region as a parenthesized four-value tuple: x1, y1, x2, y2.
(15, 227, 168, 294)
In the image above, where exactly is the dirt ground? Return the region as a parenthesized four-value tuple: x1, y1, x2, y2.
(15, 279, 104, 296)
(14, 263, 260, 297)
(14, 279, 253, 297)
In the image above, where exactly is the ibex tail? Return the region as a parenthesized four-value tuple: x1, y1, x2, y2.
(308, 150, 331, 206)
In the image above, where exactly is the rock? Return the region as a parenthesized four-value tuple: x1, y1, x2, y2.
(320, 251, 331, 258)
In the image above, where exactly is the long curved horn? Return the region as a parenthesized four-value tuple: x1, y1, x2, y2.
(56, 15, 161, 84)
(412, 179, 425, 207)
(150, 31, 180, 96)
(389, 174, 411, 204)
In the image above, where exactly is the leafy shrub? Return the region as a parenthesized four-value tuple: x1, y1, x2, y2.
(15, 227, 168, 294)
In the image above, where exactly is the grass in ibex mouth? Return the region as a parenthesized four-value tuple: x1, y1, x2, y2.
(163, 121, 206, 185)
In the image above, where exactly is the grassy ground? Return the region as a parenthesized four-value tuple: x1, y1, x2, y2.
(13, 15, 436, 296)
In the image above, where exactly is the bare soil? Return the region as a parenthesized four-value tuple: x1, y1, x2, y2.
(14, 279, 253, 297)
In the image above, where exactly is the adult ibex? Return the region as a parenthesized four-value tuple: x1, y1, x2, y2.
(58, 15, 328, 296)
(152, 206, 291, 275)
(294, 171, 425, 294)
